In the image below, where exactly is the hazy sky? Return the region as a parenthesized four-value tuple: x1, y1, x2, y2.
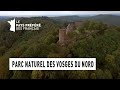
(0, 11, 120, 17)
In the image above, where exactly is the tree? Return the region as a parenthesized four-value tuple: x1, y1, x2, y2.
(43, 71, 58, 79)
(0, 46, 6, 56)
(11, 71, 31, 79)
(0, 57, 12, 79)
(95, 68, 105, 79)
(104, 54, 118, 78)
(104, 69, 112, 79)
(112, 48, 120, 66)
(31, 70, 43, 79)
(90, 73, 96, 79)
(67, 71, 89, 79)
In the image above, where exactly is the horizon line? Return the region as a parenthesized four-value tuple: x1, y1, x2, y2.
(0, 14, 120, 17)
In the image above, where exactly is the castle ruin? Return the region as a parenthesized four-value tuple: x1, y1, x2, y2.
(66, 22, 76, 34)
(59, 29, 66, 44)
(58, 21, 83, 45)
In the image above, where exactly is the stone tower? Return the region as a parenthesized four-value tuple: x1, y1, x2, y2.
(59, 29, 66, 44)
(66, 23, 75, 34)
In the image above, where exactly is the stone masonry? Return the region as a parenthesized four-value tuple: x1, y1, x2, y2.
(58, 21, 83, 45)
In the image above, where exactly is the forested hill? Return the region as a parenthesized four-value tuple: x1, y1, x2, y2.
(0, 17, 61, 79)
(0, 16, 120, 79)
(50, 14, 120, 26)
(50, 15, 87, 22)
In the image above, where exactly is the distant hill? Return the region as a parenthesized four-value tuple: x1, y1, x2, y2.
(0, 16, 12, 21)
(87, 14, 120, 26)
(1, 14, 120, 26)
(50, 14, 120, 26)
(50, 15, 87, 22)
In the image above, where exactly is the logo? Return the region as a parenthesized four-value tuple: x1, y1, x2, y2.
(8, 18, 41, 32)
(8, 18, 16, 32)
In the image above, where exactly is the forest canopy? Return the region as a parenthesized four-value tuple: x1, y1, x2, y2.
(0, 17, 120, 79)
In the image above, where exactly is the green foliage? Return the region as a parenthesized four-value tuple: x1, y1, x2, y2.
(90, 73, 96, 79)
(43, 71, 58, 79)
(95, 69, 105, 79)
(104, 54, 119, 78)
(0, 57, 11, 79)
(104, 70, 112, 79)
(0, 46, 6, 56)
(78, 20, 108, 34)
(112, 48, 120, 66)
(11, 71, 31, 79)
(31, 70, 43, 79)
(10, 45, 28, 57)
(92, 69, 112, 79)
(67, 71, 89, 79)
(105, 54, 116, 68)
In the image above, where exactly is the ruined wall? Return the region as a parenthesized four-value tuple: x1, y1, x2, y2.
(59, 29, 66, 44)
(66, 23, 75, 34)
(58, 21, 83, 45)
